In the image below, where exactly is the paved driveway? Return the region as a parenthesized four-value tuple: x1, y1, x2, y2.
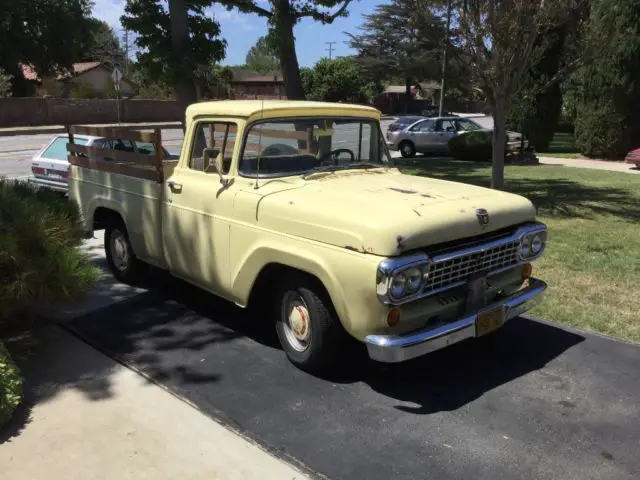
(60, 249, 640, 480)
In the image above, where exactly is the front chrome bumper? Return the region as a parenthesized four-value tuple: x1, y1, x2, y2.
(27, 176, 68, 193)
(365, 278, 547, 363)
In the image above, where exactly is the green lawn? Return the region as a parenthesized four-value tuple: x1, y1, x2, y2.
(398, 157, 640, 343)
(537, 132, 578, 159)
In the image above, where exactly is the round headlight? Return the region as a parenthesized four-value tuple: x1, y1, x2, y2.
(530, 233, 543, 255)
(390, 272, 407, 298)
(520, 236, 532, 258)
(405, 267, 423, 293)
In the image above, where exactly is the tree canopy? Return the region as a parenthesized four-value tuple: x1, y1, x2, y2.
(301, 57, 383, 103)
(0, 0, 94, 95)
(245, 36, 280, 75)
(121, 0, 226, 108)
(81, 19, 127, 70)
(347, 0, 446, 98)
(218, 1, 354, 99)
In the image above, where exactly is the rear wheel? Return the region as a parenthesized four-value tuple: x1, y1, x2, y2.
(275, 273, 345, 373)
(104, 222, 146, 284)
(399, 140, 416, 158)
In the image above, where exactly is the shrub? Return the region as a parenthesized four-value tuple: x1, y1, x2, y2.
(0, 179, 100, 322)
(448, 131, 493, 161)
(0, 342, 22, 428)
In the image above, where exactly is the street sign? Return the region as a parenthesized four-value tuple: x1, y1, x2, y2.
(111, 67, 123, 91)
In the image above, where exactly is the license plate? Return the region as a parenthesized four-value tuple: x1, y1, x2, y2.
(476, 307, 505, 337)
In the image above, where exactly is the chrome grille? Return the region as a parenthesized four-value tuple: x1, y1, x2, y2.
(424, 240, 520, 295)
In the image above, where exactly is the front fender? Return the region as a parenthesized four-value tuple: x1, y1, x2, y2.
(231, 240, 386, 340)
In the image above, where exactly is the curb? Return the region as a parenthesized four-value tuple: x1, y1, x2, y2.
(0, 122, 183, 137)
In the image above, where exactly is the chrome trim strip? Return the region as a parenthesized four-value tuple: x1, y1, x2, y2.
(376, 222, 547, 306)
(365, 278, 547, 363)
(431, 223, 545, 263)
(27, 177, 68, 193)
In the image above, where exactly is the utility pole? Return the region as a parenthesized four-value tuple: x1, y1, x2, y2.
(325, 41, 336, 59)
(124, 29, 129, 75)
(438, 0, 453, 117)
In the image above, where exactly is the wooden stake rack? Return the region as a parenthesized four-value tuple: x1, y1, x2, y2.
(66, 125, 164, 183)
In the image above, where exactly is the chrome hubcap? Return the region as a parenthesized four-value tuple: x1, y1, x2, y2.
(282, 293, 311, 352)
(402, 144, 411, 154)
(111, 231, 129, 272)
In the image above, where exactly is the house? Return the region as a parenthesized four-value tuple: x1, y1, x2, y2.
(231, 73, 285, 97)
(374, 81, 442, 114)
(21, 62, 135, 97)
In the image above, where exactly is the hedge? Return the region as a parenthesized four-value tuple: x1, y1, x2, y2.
(448, 131, 493, 161)
(0, 179, 99, 323)
(0, 342, 22, 428)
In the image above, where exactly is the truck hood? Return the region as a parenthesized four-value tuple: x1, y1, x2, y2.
(256, 169, 537, 257)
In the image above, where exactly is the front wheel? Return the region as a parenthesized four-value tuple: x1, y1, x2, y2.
(399, 140, 416, 158)
(104, 222, 146, 284)
(275, 274, 345, 373)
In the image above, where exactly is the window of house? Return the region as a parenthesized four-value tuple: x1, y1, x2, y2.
(188, 122, 237, 174)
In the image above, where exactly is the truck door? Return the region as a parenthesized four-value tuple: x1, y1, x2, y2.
(161, 120, 238, 294)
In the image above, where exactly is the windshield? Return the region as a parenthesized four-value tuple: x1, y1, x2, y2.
(239, 117, 392, 178)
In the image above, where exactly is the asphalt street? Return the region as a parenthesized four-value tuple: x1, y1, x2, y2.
(0, 128, 185, 180)
(0, 119, 397, 179)
(63, 266, 640, 480)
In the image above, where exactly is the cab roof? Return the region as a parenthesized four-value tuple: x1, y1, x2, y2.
(186, 100, 381, 120)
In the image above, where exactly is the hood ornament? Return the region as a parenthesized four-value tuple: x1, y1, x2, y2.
(476, 208, 490, 227)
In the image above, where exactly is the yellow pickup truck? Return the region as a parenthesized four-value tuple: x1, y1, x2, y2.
(68, 100, 547, 373)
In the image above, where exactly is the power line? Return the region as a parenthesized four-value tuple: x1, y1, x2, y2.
(325, 41, 336, 59)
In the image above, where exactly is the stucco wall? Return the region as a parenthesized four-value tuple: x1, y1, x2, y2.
(71, 67, 135, 95)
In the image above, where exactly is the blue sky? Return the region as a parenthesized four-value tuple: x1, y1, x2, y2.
(92, 0, 377, 67)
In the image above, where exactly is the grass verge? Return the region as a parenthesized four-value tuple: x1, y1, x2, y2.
(399, 157, 640, 342)
(538, 132, 578, 159)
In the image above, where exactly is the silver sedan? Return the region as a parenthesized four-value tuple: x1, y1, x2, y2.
(386, 116, 526, 158)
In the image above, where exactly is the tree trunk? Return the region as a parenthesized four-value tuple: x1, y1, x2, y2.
(405, 77, 412, 113)
(167, 0, 198, 131)
(491, 98, 507, 190)
(274, 1, 305, 100)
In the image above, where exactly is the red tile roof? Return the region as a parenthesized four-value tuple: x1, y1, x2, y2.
(20, 62, 103, 81)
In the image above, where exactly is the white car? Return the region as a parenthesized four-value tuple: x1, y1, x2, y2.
(28, 134, 174, 193)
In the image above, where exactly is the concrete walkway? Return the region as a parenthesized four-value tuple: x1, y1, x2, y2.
(538, 156, 640, 174)
(0, 235, 309, 480)
(0, 326, 309, 480)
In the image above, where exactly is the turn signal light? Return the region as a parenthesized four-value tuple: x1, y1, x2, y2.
(387, 308, 401, 327)
(521, 263, 533, 279)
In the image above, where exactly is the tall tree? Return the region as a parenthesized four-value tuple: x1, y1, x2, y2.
(0, 0, 94, 95)
(81, 19, 127, 69)
(444, 0, 590, 189)
(346, 1, 446, 111)
(121, 0, 226, 114)
(572, 0, 640, 158)
(245, 35, 280, 75)
(218, 1, 353, 100)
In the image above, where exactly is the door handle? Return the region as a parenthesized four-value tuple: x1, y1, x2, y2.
(168, 180, 183, 192)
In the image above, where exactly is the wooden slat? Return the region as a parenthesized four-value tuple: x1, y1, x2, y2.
(70, 125, 158, 143)
(154, 128, 164, 183)
(69, 156, 158, 181)
(67, 143, 158, 167)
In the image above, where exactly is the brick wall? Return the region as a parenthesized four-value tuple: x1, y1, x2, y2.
(0, 98, 184, 127)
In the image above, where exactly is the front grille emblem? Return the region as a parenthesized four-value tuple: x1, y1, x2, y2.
(476, 208, 490, 227)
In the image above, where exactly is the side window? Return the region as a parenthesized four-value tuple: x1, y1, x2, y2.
(437, 120, 456, 133)
(410, 120, 435, 132)
(189, 121, 237, 174)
